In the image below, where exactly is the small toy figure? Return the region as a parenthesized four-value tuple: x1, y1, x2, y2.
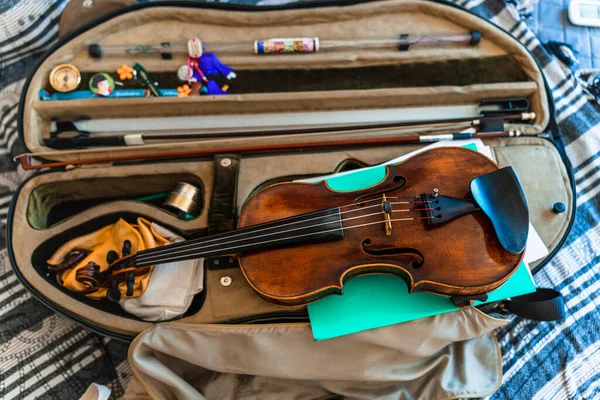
(187, 38, 236, 95)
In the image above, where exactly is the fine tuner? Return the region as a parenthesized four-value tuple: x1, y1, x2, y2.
(48, 147, 529, 307)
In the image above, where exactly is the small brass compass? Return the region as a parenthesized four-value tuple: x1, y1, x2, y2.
(49, 64, 81, 92)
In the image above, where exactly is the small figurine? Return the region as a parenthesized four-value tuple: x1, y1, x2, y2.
(186, 38, 236, 95)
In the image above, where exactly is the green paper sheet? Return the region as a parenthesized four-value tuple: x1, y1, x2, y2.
(307, 262, 535, 341)
(306, 142, 536, 341)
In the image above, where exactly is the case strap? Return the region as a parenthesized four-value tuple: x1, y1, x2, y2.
(208, 154, 240, 234)
(504, 288, 566, 321)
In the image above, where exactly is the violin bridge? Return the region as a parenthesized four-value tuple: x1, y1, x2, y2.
(382, 194, 393, 235)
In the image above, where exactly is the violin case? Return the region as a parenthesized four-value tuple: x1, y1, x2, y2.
(9, 0, 576, 398)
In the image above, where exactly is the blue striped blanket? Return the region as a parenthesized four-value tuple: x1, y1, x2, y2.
(0, 0, 598, 398)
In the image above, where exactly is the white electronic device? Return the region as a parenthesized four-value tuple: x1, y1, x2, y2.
(568, 0, 600, 27)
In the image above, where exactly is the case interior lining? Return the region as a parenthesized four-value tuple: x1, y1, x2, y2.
(490, 140, 573, 257)
(27, 173, 205, 229)
(22, 0, 550, 159)
(31, 211, 206, 320)
(10, 138, 571, 336)
(33, 81, 539, 120)
(47, 56, 528, 94)
(69, 3, 509, 71)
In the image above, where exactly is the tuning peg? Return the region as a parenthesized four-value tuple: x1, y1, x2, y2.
(106, 250, 119, 264)
(125, 271, 135, 297)
(121, 240, 132, 257)
(107, 280, 122, 303)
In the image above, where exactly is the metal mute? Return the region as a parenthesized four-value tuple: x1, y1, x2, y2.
(163, 182, 203, 218)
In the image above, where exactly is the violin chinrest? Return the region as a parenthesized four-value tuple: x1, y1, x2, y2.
(470, 167, 529, 254)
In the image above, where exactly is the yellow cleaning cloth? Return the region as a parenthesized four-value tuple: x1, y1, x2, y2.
(47, 218, 170, 300)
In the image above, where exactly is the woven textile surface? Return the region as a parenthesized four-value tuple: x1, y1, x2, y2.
(0, 0, 599, 399)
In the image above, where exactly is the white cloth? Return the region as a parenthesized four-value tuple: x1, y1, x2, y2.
(79, 383, 111, 400)
(119, 223, 204, 321)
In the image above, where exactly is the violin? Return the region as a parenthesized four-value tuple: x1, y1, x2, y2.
(51, 147, 530, 307)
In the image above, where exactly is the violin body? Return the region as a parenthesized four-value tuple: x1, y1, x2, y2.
(237, 147, 524, 305)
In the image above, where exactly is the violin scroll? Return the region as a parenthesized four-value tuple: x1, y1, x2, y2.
(47, 249, 89, 273)
(75, 262, 102, 294)
(49, 249, 138, 302)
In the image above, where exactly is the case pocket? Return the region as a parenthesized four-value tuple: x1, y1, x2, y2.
(33, 81, 539, 120)
(129, 308, 507, 400)
(60, 55, 528, 95)
(31, 208, 207, 320)
(27, 173, 205, 229)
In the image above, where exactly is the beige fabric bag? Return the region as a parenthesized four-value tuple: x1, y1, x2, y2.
(127, 305, 507, 399)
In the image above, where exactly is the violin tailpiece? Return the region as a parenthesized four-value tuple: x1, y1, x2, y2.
(419, 194, 480, 225)
(418, 166, 529, 255)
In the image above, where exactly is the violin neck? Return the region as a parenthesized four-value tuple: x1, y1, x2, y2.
(132, 206, 344, 268)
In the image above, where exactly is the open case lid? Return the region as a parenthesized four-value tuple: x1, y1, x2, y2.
(17, 0, 554, 166)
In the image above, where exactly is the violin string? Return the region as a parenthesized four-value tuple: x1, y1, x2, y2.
(137, 197, 429, 258)
(338, 195, 429, 208)
(136, 200, 431, 261)
(135, 203, 435, 264)
(137, 208, 388, 262)
(339, 196, 399, 208)
(135, 206, 435, 266)
(139, 202, 384, 257)
(135, 215, 436, 267)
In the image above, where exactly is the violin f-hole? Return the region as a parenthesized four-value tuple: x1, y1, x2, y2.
(361, 239, 424, 269)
